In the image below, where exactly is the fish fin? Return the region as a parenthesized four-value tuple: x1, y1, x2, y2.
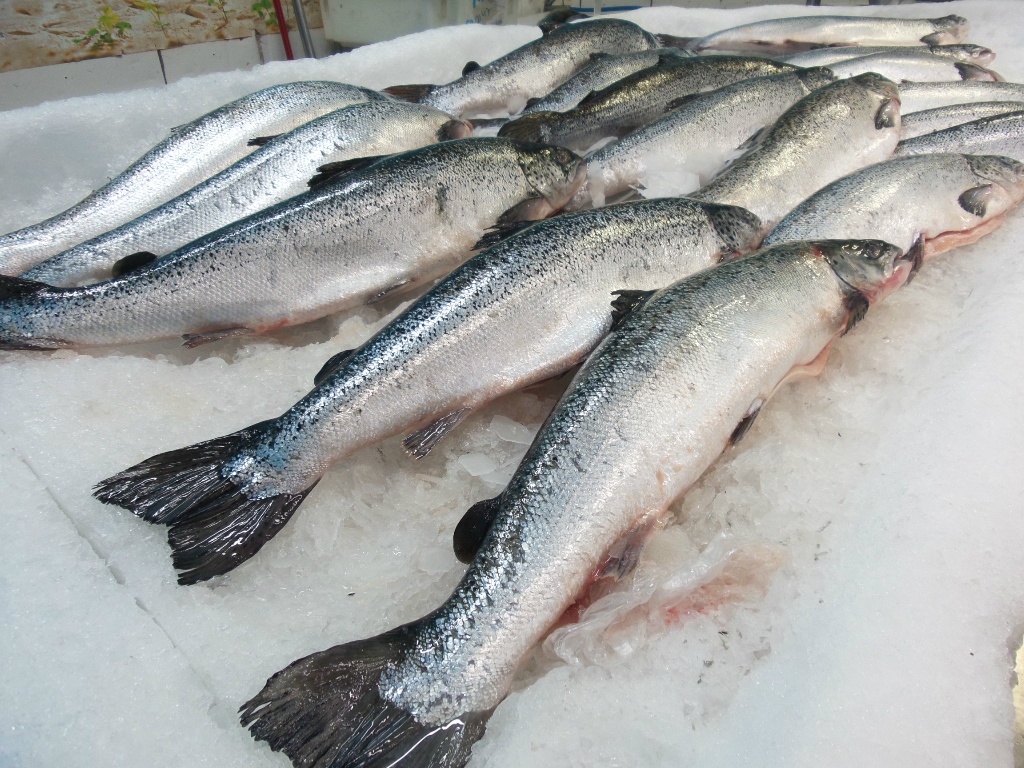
(383, 84, 436, 103)
(654, 33, 698, 50)
(494, 196, 553, 228)
(736, 124, 771, 153)
(875, 98, 899, 130)
(523, 97, 542, 109)
(599, 521, 655, 581)
(588, 52, 611, 63)
(0, 273, 51, 300)
(497, 112, 556, 143)
(472, 219, 537, 251)
(575, 90, 603, 109)
(93, 419, 317, 585)
(538, 7, 588, 35)
(308, 155, 388, 188)
(181, 326, 254, 348)
(313, 348, 357, 388)
(461, 60, 481, 77)
(438, 119, 471, 141)
(842, 290, 870, 336)
(111, 251, 158, 278)
(240, 624, 490, 768)
(453, 494, 502, 563)
(247, 134, 281, 147)
(729, 398, 764, 446)
(468, 116, 509, 130)
(403, 408, 470, 459)
(609, 289, 656, 331)
(367, 279, 413, 305)
(664, 92, 700, 112)
(959, 184, 994, 218)
(903, 234, 925, 285)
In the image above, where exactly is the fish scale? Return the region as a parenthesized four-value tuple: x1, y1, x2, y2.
(0, 81, 385, 275)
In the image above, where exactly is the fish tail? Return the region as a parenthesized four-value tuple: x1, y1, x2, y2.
(93, 419, 316, 585)
(240, 625, 490, 768)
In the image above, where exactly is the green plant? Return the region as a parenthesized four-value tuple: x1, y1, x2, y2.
(73, 5, 132, 48)
(251, 0, 279, 31)
(206, 0, 233, 29)
(128, 0, 168, 30)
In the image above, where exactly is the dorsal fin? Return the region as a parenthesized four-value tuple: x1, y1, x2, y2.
(538, 7, 588, 35)
(523, 97, 542, 110)
(313, 348, 357, 388)
(382, 84, 436, 103)
(609, 289, 656, 331)
(0, 274, 50, 300)
(247, 134, 281, 147)
(308, 155, 387, 187)
(111, 251, 158, 278)
(462, 61, 481, 77)
(453, 494, 502, 563)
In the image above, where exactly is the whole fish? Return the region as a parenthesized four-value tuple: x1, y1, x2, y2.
(518, 50, 669, 115)
(0, 139, 584, 350)
(894, 111, 1024, 162)
(825, 52, 1000, 83)
(565, 67, 837, 211)
(93, 198, 762, 584)
(0, 81, 384, 275)
(691, 73, 902, 233)
(498, 54, 798, 152)
(784, 43, 995, 68)
(386, 19, 661, 118)
(23, 101, 473, 288)
(764, 154, 1024, 257)
(897, 81, 1024, 113)
(691, 15, 969, 55)
(901, 101, 1024, 139)
(238, 239, 912, 768)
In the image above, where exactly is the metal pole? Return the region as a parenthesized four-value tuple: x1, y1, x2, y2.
(290, 0, 316, 58)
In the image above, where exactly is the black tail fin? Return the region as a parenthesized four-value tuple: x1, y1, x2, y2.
(241, 625, 490, 768)
(93, 420, 316, 585)
(383, 84, 436, 103)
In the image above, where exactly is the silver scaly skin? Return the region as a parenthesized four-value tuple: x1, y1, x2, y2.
(498, 55, 799, 152)
(408, 19, 660, 118)
(825, 52, 1000, 83)
(894, 111, 1024, 163)
(897, 81, 1024, 114)
(691, 14, 969, 54)
(92, 198, 761, 585)
(518, 50, 669, 116)
(765, 154, 1024, 257)
(0, 138, 584, 350)
(0, 81, 384, 275)
(565, 67, 837, 211)
(901, 102, 1024, 140)
(691, 73, 903, 233)
(23, 101, 472, 288)
(784, 43, 995, 68)
(238, 240, 912, 768)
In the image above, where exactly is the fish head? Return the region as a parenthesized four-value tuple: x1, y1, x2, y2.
(953, 44, 996, 66)
(796, 66, 838, 93)
(816, 239, 911, 305)
(498, 112, 560, 145)
(516, 144, 588, 214)
(703, 203, 764, 256)
(921, 15, 969, 46)
(961, 154, 1024, 221)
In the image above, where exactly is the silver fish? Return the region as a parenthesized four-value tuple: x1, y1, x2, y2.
(93, 198, 761, 584)
(825, 52, 1000, 83)
(897, 81, 1024, 113)
(0, 81, 384, 275)
(691, 15, 969, 54)
(894, 111, 1024, 163)
(784, 43, 995, 68)
(388, 19, 661, 118)
(565, 67, 837, 211)
(498, 54, 799, 152)
(691, 73, 903, 233)
(24, 101, 472, 288)
(764, 154, 1024, 257)
(0, 139, 584, 350)
(901, 101, 1024, 139)
(238, 239, 912, 768)
(518, 50, 668, 115)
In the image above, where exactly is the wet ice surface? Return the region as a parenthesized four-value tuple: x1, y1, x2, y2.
(2, 2, 1024, 767)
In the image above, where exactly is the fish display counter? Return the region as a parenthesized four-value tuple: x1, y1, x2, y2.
(1, 1, 1023, 766)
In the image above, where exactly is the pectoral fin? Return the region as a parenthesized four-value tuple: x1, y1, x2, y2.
(453, 494, 502, 563)
(403, 408, 470, 459)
